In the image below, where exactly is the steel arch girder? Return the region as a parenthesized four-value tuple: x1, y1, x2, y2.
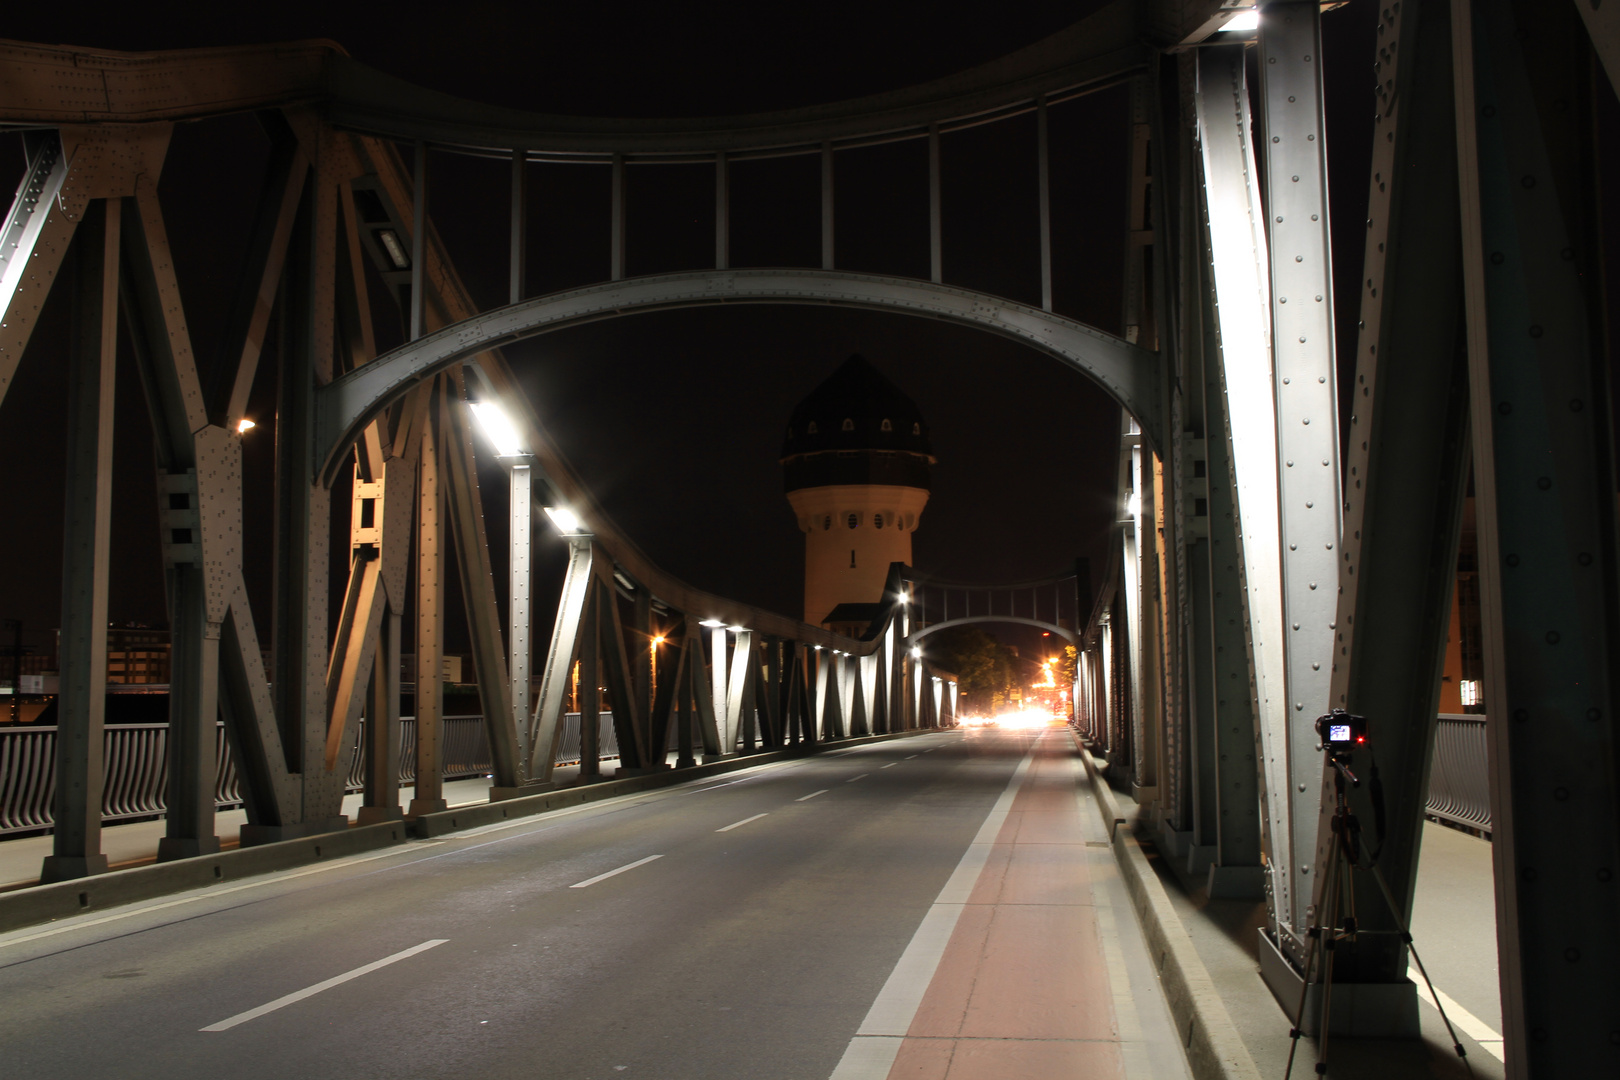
(909, 615, 1079, 647)
(313, 269, 1162, 485)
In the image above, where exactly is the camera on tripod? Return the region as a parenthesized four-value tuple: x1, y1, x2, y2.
(1314, 709, 1367, 760)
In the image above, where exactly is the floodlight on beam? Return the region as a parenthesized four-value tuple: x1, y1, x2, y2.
(544, 505, 587, 535)
(699, 619, 726, 629)
(469, 400, 528, 458)
(1225, 10, 1259, 33)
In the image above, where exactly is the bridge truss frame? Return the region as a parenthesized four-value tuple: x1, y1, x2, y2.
(1, 2, 1617, 1075)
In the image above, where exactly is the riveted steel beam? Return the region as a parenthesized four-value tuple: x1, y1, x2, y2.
(314, 270, 1162, 486)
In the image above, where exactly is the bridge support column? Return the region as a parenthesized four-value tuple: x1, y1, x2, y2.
(1456, 1, 1620, 1069)
(42, 200, 117, 884)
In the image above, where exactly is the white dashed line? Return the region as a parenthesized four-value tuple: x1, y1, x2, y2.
(201, 939, 448, 1031)
(881, 762, 898, 769)
(716, 813, 769, 833)
(846, 774, 869, 783)
(570, 854, 664, 888)
(796, 789, 829, 801)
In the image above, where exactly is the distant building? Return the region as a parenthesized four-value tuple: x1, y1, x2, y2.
(781, 355, 934, 631)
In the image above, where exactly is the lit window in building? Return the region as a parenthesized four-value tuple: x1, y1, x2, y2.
(912, 422, 920, 435)
(847, 513, 858, 529)
(842, 418, 854, 431)
(874, 514, 884, 528)
(807, 421, 818, 434)
(1460, 679, 1483, 707)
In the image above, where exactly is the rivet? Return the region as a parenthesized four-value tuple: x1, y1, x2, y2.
(1554, 786, 1570, 800)
(1521, 175, 1536, 188)
(1506, 553, 1520, 567)
(1490, 251, 1505, 264)
(1536, 476, 1552, 490)
(1578, 552, 1593, 566)
(1546, 630, 1561, 644)
(1514, 708, 1529, 722)
(1529, 325, 1543, 338)
(1498, 401, 1512, 415)
(1565, 947, 1580, 962)
(1587, 707, 1601, 721)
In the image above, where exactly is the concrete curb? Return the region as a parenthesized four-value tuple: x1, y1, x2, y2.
(1070, 731, 1263, 1080)
(0, 729, 932, 935)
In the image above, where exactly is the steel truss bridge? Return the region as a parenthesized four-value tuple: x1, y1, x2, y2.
(1, 1, 1617, 1075)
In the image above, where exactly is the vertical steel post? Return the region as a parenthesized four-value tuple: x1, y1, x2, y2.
(509, 148, 526, 306)
(610, 153, 625, 281)
(509, 461, 532, 768)
(714, 151, 729, 270)
(410, 141, 426, 341)
(1037, 96, 1052, 312)
(1453, 1, 1620, 1071)
(579, 588, 600, 779)
(710, 624, 730, 753)
(1258, 0, 1345, 946)
(41, 199, 118, 883)
(358, 609, 403, 823)
(928, 125, 942, 283)
(409, 393, 447, 815)
(820, 142, 835, 270)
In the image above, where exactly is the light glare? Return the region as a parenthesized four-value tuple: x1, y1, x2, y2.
(1226, 10, 1259, 31)
(236, 418, 256, 434)
(544, 506, 583, 534)
(469, 401, 527, 457)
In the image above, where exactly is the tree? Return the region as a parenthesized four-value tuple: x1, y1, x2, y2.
(924, 625, 1018, 714)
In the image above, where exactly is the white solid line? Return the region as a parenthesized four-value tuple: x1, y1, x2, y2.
(201, 939, 447, 1031)
(846, 773, 868, 783)
(880, 762, 898, 769)
(796, 789, 829, 802)
(0, 843, 444, 952)
(716, 813, 769, 833)
(849, 743, 1037, 1048)
(569, 854, 663, 888)
(1413, 979, 1506, 1062)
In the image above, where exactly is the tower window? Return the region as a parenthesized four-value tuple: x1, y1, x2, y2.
(912, 422, 920, 435)
(874, 513, 884, 528)
(850, 549, 856, 568)
(786, 426, 793, 439)
(841, 418, 854, 432)
(881, 418, 892, 432)
(807, 421, 818, 434)
(823, 515, 832, 530)
(847, 513, 858, 529)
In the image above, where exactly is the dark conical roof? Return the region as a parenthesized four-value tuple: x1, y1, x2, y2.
(780, 355, 933, 459)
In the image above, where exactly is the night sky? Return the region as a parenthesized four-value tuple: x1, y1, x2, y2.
(0, 2, 1419, 666)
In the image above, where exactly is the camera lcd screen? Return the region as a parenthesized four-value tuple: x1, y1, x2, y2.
(1329, 724, 1351, 742)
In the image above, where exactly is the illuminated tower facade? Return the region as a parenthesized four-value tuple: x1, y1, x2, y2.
(782, 355, 934, 630)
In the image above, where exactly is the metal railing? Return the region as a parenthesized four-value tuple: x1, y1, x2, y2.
(0, 714, 622, 836)
(1426, 713, 1491, 835)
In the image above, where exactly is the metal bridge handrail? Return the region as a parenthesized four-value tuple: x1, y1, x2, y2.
(900, 569, 1081, 593)
(0, 715, 627, 837)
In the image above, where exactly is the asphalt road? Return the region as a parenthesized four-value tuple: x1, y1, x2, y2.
(0, 729, 1073, 1080)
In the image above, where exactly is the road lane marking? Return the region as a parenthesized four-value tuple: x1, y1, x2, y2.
(830, 735, 1041, 1079)
(1414, 979, 1505, 1062)
(905, 754, 918, 759)
(0, 843, 445, 952)
(716, 813, 768, 833)
(201, 939, 447, 1031)
(796, 790, 829, 802)
(569, 854, 663, 888)
(880, 762, 898, 769)
(846, 774, 868, 783)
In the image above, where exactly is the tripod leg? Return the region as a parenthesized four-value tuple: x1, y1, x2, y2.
(1315, 852, 1345, 1076)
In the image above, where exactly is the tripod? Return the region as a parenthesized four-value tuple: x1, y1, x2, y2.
(1282, 751, 1475, 1079)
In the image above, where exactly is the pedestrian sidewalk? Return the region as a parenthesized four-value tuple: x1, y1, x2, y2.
(834, 725, 1193, 1079)
(1104, 754, 1506, 1080)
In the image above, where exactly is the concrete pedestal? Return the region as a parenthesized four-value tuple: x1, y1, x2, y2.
(40, 854, 110, 883)
(355, 806, 404, 826)
(239, 817, 350, 847)
(156, 835, 221, 861)
(490, 782, 556, 802)
(1258, 929, 1419, 1037)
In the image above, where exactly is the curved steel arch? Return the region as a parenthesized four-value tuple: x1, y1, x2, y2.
(910, 616, 1078, 646)
(315, 268, 1160, 484)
